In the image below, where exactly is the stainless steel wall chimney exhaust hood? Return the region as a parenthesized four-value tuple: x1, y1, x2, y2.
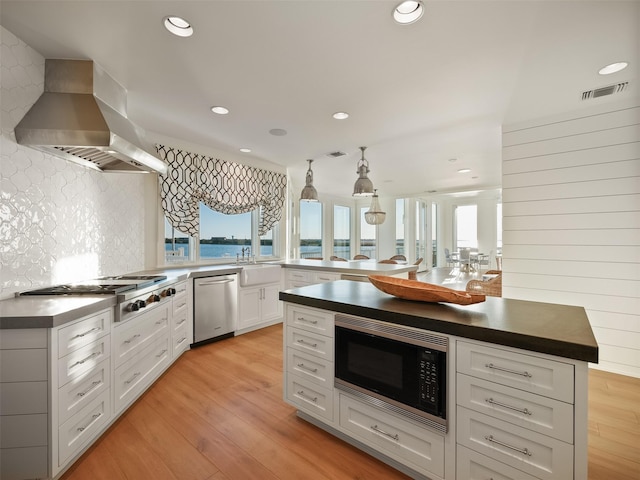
(14, 59, 167, 174)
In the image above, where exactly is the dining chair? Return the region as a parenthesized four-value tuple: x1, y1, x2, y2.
(390, 254, 406, 261)
(353, 254, 369, 260)
(444, 248, 459, 267)
(378, 259, 397, 264)
(458, 248, 472, 272)
(475, 250, 491, 271)
(408, 257, 423, 280)
(330, 255, 347, 261)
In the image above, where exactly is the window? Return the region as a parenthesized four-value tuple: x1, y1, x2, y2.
(360, 206, 376, 258)
(334, 205, 351, 259)
(300, 201, 322, 259)
(396, 199, 405, 255)
(199, 206, 251, 260)
(164, 218, 191, 262)
(415, 200, 427, 266)
(431, 202, 438, 267)
(163, 204, 280, 263)
(454, 204, 478, 249)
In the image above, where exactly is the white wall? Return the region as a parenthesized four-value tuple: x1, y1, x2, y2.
(0, 26, 149, 299)
(502, 99, 640, 377)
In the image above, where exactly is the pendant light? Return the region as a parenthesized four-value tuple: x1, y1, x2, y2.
(365, 189, 386, 225)
(352, 146, 374, 196)
(300, 159, 319, 202)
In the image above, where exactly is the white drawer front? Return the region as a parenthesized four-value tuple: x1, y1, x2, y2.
(313, 272, 340, 283)
(173, 281, 188, 297)
(457, 373, 574, 443)
(286, 373, 333, 422)
(457, 445, 539, 480)
(58, 336, 110, 387)
(173, 310, 188, 331)
(114, 336, 170, 413)
(58, 358, 110, 425)
(287, 304, 333, 335)
(58, 390, 110, 466)
(457, 406, 573, 480)
(457, 341, 574, 403)
(58, 309, 111, 358)
(286, 269, 313, 283)
(287, 327, 333, 362)
(287, 347, 333, 388)
(172, 323, 189, 358)
(339, 393, 445, 478)
(113, 303, 170, 367)
(172, 288, 188, 317)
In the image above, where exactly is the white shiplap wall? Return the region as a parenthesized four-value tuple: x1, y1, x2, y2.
(502, 99, 640, 378)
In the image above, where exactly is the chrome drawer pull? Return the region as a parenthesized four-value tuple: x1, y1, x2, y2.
(177, 319, 186, 326)
(156, 349, 168, 358)
(297, 390, 318, 403)
(77, 381, 101, 397)
(178, 337, 187, 344)
(77, 413, 101, 432)
(155, 319, 166, 325)
(297, 316, 318, 324)
(297, 363, 318, 373)
(73, 327, 100, 339)
(296, 339, 318, 348)
(485, 435, 532, 456)
(486, 398, 532, 416)
(177, 302, 187, 309)
(371, 425, 399, 441)
(485, 363, 532, 378)
(71, 351, 99, 368)
(124, 334, 141, 344)
(125, 372, 141, 385)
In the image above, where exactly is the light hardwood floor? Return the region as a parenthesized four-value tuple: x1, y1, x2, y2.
(62, 324, 640, 480)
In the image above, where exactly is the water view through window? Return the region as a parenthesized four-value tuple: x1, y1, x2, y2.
(300, 201, 322, 258)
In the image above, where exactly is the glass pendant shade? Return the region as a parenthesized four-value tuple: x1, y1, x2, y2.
(352, 146, 374, 196)
(300, 159, 319, 202)
(364, 190, 386, 225)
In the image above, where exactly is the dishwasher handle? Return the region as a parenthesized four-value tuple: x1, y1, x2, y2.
(196, 277, 236, 286)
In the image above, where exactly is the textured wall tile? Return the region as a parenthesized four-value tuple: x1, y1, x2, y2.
(0, 26, 148, 298)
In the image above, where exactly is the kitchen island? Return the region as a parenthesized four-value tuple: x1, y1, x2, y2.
(280, 280, 598, 480)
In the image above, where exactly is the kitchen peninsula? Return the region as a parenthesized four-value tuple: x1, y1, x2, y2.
(280, 280, 598, 480)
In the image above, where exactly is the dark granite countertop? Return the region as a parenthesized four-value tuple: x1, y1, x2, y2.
(279, 280, 599, 363)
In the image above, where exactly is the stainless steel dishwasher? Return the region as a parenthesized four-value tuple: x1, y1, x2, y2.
(193, 273, 238, 347)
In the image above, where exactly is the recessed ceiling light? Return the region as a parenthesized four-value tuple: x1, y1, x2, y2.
(163, 16, 193, 37)
(457, 168, 471, 173)
(269, 128, 287, 136)
(393, 1, 424, 25)
(211, 106, 229, 115)
(332, 112, 349, 120)
(239, 148, 251, 153)
(598, 62, 629, 75)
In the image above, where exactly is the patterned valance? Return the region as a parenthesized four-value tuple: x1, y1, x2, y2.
(156, 145, 286, 236)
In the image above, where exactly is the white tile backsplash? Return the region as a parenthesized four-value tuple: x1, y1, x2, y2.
(0, 26, 148, 299)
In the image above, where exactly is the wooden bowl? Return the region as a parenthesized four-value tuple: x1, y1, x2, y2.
(368, 275, 486, 305)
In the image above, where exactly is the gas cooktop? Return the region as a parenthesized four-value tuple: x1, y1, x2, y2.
(20, 275, 167, 296)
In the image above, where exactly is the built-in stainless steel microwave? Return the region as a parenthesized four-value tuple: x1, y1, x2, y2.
(335, 314, 448, 434)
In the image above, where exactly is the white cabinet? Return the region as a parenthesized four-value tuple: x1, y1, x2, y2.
(237, 282, 282, 334)
(112, 304, 170, 414)
(284, 269, 341, 289)
(456, 340, 579, 480)
(171, 280, 189, 358)
(0, 329, 49, 480)
(283, 304, 335, 424)
(339, 393, 445, 479)
(52, 309, 113, 476)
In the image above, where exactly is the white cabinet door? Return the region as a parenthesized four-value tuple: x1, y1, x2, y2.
(238, 287, 262, 330)
(261, 284, 282, 322)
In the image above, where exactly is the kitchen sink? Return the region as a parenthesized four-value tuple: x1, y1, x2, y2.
(240, 264, 281, 287)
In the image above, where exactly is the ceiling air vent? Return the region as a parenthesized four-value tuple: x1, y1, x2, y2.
(582, 82, 629, 100)
(327, 151, 346, 158)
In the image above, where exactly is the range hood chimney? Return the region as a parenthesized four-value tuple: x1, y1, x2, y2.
(14, 59, 167, 174)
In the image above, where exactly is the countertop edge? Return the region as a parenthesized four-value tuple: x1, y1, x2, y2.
(279, 290, 599, 364)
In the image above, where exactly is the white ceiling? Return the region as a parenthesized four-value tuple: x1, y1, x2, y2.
(1, 1, 638, 199)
